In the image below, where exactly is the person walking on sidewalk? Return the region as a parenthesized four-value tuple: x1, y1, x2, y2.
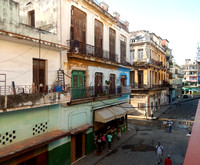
(100, 133, 106, 150)
(165, 155, 172, 165)
(107, 132, 113, 151)
(168, 120, 173, 133)
(155, 142, 164, 164)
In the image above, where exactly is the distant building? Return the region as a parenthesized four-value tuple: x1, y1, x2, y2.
(182, 59, 198, 94)
(129, 30, 169, 117)
(168, 62, 184, 102)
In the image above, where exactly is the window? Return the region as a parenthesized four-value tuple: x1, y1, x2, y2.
(138, 49, 143, 60)
(28, 10, 35, 27)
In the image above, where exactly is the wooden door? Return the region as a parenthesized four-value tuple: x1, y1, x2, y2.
(109, 28, 116, 61)
(95, 19, 103, 58)
(33, 59, 46, 92)
(120, 40, 126, 64)
(95, 72, 103, 96)
(110, 74, 115, 94)
(75, 133, 83, 160)
(120, 75, 126, 86)
(71, 6, 86, 52)
(71, 71, 86, 99)
(138, 71, 143, 88)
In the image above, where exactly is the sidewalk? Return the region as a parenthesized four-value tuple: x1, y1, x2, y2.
(128, 104, 173, 120)
(73, 124, 137, 165)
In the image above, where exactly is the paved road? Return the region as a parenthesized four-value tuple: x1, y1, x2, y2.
(159, 96, 199, 120)
(96, 99, 198, 165)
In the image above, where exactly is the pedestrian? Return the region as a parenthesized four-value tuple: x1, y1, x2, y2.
(155, 142, 163, 164)
(163, 120, 167, 131)
(96, 135, 102, 154)
(107, 132, 113, 151)
(100, 133, 106, 150)
(165, 155, 172, 165)
(168, 120, 173, 133)
(151, 110, 154, 119)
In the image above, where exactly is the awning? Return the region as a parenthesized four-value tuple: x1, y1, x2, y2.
(108, 106, 126, 119)
(0, 130, 70, 163)
(120, 103, 135, 114)
(95, 108, 115, 123)
(70, 124, 93, 135)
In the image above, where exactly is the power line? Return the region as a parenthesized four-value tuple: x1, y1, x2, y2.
(0, 44, 37, 64)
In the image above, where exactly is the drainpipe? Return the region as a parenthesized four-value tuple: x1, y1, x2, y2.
(59, 0, 63, 70)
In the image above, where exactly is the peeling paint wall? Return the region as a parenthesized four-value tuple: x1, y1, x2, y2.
(14, 0, 58, 33)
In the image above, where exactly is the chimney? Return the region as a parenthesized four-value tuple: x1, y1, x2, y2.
(113, 12, 120, 21)
(100, 2, 109, 12)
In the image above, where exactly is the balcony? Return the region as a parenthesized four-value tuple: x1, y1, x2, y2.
(133, 58, 166, 69)
(66, 40, 119, 64)
(69, 85, 130, 104)
(130, 82, 169, 90)
(0, 84, 70, 111)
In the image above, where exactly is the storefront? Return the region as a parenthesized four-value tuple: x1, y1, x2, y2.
(94, 103, 134, 138)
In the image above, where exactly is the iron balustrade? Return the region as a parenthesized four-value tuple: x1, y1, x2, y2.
(130, 83, 170, 89)
(66, 40, 119, 63)
(0, 84, 70, 95)
(70, 86, 130, 100)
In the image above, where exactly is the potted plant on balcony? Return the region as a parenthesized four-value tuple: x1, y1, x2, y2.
(105, 80, 111, 86)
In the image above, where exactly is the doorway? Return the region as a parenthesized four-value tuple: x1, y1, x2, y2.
(138, 71, 143, 88)
(75, 133, 83, 160)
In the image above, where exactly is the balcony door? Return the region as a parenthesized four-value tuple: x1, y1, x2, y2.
(33, 59, 46, 92)
(71, 71, 86, 99)
(95, 72, 103, 96)
(109, 28, 116, 62)
(120, 75, 126, 86)
(138, 71, 143, 88)
(95, 19, 103, 58)
(71, 6, 86, 52)
(110, 74, 115, 94)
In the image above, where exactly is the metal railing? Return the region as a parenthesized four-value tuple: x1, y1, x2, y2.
(130, 82, 170, 89)
(66, 40, 119, 63)
(70, 85, 130, 100)
(0, 84, 70, 95)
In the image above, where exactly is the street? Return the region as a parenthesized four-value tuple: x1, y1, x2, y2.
(95, 97, 199, 165)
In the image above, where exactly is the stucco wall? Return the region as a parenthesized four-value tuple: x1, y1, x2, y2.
(0, 39, 60, 86)
(0, 104, 60, 148)
(88, 66, 119, 86)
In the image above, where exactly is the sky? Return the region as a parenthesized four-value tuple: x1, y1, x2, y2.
(104, 0, 200, 65)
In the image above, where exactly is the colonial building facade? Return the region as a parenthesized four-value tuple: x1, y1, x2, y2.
(129, 30, 169, 116)
(0, 0, 133, 164)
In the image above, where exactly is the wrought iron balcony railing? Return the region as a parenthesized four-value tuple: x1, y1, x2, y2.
(70, 85, 130, 100)
(66, 40, 119, 63)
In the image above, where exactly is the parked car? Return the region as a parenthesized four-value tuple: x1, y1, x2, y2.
(183, 95, 189, 98)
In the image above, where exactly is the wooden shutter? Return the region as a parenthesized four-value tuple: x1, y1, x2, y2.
(109, 28, 116, 61)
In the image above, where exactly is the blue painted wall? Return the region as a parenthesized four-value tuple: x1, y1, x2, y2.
(118, 67, 130, 86)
